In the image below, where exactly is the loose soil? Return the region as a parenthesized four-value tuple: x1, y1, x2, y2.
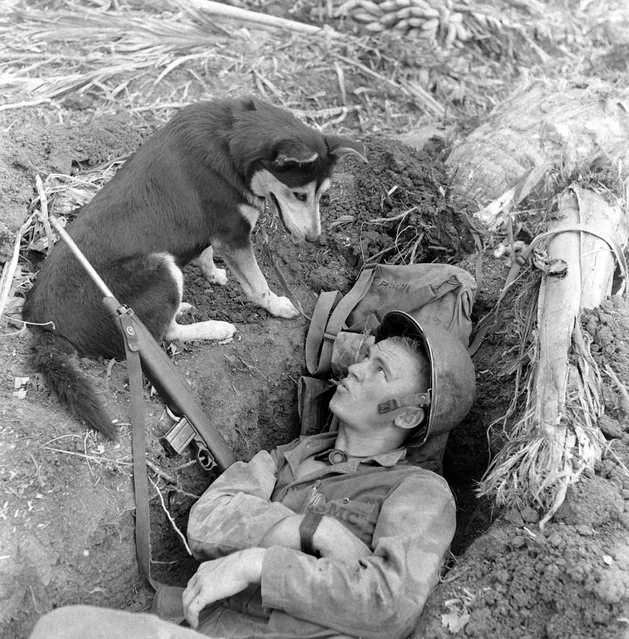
(2, 11, 629, 639)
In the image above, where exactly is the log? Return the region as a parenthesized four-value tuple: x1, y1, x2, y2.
(478, 184, 629, 524)
(445, 80, 629, 228)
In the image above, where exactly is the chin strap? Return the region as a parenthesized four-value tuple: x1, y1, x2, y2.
(377, 390, 431, 415)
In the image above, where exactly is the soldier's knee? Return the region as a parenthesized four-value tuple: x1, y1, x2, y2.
(29, 605, 98, 639)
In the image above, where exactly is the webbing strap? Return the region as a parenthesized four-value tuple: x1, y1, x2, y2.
(305, 267, 377, 376)
(305, 290, 340, 375)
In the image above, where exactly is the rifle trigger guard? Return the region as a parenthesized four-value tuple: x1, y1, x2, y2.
(119, 313, 141, 352)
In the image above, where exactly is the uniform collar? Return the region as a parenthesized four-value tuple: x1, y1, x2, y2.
(284, 432, 407, 473)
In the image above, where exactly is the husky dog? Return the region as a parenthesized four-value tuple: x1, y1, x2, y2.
(22, 96, 365, 438)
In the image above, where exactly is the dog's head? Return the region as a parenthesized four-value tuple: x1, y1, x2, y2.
(232, 98, 366, 244)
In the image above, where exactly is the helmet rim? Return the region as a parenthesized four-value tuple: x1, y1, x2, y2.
(375, 310, 476, 445)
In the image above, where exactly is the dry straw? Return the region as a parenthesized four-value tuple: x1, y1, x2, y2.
(0, 0, 573, 123)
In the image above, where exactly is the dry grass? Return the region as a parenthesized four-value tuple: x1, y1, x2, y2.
(1, 0, 620, 132)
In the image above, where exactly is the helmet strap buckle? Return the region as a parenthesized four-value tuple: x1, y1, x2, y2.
(377, 390, 431, 415)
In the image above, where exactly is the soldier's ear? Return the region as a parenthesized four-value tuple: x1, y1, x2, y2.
(393, 407, 426, 430)
(325, 135, 367, 163)
(272, 139, 319, 168)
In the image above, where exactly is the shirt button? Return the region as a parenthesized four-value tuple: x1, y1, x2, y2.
(329, 450, 348, 464)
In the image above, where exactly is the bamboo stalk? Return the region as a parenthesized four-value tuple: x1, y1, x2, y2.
(535, 190, 583, 439)
(184, 0, 339, 36)
(478, 184, 629, 524)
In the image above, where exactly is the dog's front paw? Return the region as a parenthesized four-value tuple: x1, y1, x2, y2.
(267, 293, 300, 319)
(210, 320, 238, 341)
(206, 267, 228, 286)
(166, 320, 237, 344)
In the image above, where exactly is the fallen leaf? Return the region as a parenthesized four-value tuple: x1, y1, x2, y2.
(441, 610, 470, 634)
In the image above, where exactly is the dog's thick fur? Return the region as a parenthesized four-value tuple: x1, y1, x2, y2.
(23, 96, 365, 438)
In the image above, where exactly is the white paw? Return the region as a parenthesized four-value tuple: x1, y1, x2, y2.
(176, 302, 194, 317)
(267, 294, 300, 319)
(206, 267, 228, 286)
(212, 321, 238, 341)
(165, 320, 237, 344)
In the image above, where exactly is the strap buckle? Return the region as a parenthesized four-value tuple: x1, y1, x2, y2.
(378, 390, 431, 414)
(118, 310, 140, 352)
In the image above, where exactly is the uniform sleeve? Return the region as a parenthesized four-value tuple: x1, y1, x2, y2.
(187, 449, 296, 560)
(260, 471, 456, 639)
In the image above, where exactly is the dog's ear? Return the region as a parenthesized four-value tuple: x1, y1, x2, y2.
(325, 135, 368, 163)
(273, 139, 319, 168)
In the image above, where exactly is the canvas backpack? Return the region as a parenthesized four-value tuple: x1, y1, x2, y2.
(299, 262, 477, 474)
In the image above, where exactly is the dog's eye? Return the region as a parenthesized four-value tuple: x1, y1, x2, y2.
(293, 192, 308, 202)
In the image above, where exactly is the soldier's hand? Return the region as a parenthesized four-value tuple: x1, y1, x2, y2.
(183, 548, 265, 629)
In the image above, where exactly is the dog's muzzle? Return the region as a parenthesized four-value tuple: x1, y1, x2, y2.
(271, 195, 319, 244)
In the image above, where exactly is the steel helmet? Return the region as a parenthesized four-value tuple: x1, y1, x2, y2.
(375, 310, 476, 447)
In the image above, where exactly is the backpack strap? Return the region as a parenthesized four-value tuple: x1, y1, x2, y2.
(305, 266, 378, 376)
(305, 291, 340, 376)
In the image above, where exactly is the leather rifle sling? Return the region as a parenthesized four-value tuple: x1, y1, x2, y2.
(119, 312, 154, 585)
(119, 311, 186, 622)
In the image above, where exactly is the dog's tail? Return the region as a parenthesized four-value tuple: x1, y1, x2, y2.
(30, 331, 117, 440)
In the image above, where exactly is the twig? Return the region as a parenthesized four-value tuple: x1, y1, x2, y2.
(173, 459, 198, 471)
(105, 358, 117, 385)
(146, 459, 177, 484)
(184, 0, 340, 37)
(0, 212, 37, 323)
(148, 475, 193, 555)
(83, 431, 94, 476)
(35, 175, 55, 251)
(363, 206, 418, 225)
(28, 452, 46, 488)
(232, 353, 274, 384)
(605, 364, 629, 411)
(166, 486, 202, 500)
(0, 98, 51, 112)
(41, 446, 132, 466)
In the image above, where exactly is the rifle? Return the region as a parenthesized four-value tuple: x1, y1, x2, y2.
(50, 217, 237, 472)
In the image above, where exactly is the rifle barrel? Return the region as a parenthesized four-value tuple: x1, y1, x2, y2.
(50, 217, 114, 299)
